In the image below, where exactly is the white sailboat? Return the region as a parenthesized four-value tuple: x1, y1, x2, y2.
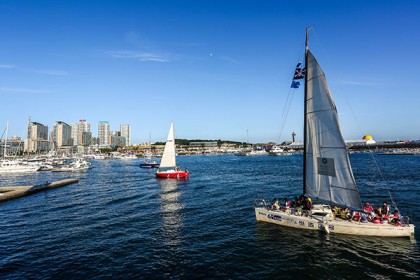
(254, 28, 415, 237)
(156, 122, 189, 179)
(140, 133, 160, 168)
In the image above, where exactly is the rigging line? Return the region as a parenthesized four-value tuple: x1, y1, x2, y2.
(275, 42, 305, 144)
(331, 62, 398, 210)
(276, 90, 295, 143)
(1, 126, 6, 140)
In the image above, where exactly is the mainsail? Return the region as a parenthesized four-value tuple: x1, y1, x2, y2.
(159, 122, 176, 168)
(304, 50, 362, 210)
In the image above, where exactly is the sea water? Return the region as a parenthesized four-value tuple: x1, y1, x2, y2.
(0, 153, 419, 279)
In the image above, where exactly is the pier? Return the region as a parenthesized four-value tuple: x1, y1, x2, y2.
(0, 178, 79, 203)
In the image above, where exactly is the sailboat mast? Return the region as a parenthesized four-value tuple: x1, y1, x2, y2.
(3, 121, 9, 158)
(303, 27, 310, 195)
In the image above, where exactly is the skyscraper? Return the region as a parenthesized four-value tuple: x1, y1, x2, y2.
(52, 121, 72, 148)
(120, 124, 131, 147)
(98, 121, 111, 146)
(26, 121, 49, 153)
(72, 120, 91, 146)
(81, 131, 92, 146)
(71, 123, 79, 145)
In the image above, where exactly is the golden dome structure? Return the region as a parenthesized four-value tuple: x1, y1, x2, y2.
(363, 135, 373, 140)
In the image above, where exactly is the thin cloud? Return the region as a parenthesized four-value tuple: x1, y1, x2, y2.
(0, 87, 55, 94)
(0, 64, 15, 69)
(219, 55, 241, 64)
(108, 50, 170, 62)
(33, 69, 69, 76)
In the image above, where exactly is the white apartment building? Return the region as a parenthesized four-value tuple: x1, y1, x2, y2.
(98, 121, 111, 145)
(72, 120, 91, 146)
(71, 124, 79, 145)
(120, 124, 131, 147)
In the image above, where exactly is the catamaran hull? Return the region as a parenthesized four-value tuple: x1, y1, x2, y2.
(255, 208, 415, 238)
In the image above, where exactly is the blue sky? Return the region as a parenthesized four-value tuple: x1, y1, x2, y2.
(1, 0, 419, 144)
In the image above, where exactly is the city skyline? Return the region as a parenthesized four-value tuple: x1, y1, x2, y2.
(3, 119, 132, 151)
(1, 1, 420, 143)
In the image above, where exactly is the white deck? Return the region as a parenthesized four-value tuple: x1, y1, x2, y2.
(255, 207, 415, 238)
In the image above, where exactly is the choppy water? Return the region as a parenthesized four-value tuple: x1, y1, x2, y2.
(0, 153, 419, 279)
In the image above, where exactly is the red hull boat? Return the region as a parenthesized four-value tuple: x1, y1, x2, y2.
(155, 122, 189, 180)
(156, 169, 189, 179)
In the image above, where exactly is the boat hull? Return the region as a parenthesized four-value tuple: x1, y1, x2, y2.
(0, 161, 40, 173)
(140, 163, 160, 168)
(51, 167, 90, 172)
(156, 170, 189, 179)
(255, 207, 415, 238)
(0, 166, 39, 173)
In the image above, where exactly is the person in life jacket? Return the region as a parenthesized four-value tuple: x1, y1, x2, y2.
(303, 197, 312, 211)
(271, 198, 280, 210)
(382, 202, 390, 216)
(283, 197, 291, 210)
(391, 209, 402, 226)
(332, 205, 340, 217)
(351, 211, 361, 222)
(340, 208, 351, 220)
(372, 213, 382, 224)
(360, 213, 369, 223)
(363, 202, 375, 221)
(381, 202, 390, 223)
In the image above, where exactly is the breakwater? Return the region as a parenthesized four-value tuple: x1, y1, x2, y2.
(0, 178, 79, 203)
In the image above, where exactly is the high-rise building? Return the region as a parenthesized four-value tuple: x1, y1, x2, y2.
(111, 130, 120, 137)
(111, 135, 126, 147)
(120, 124, 131, 147)
(52, 121, 72, 148)
(98, 121, 111, 145)
(91, 137, 99, 146)
(71, 123, 79, 145)
(26, 121, 49, 153)
(81, 131, 92, 146)
(72, 120, 91, 146)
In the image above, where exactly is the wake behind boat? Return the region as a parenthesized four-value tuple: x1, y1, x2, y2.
(156, 122, 189, 179)
(254, 28, 415, 238)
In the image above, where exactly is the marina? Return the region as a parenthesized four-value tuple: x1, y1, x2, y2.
(0, 154, 419, 278)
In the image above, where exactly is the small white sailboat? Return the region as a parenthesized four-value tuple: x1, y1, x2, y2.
(140, 133, 160, 168)
(255, 28, 415, 238)
(140, 151, 160, 168)
(156, 122, 189, 179)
